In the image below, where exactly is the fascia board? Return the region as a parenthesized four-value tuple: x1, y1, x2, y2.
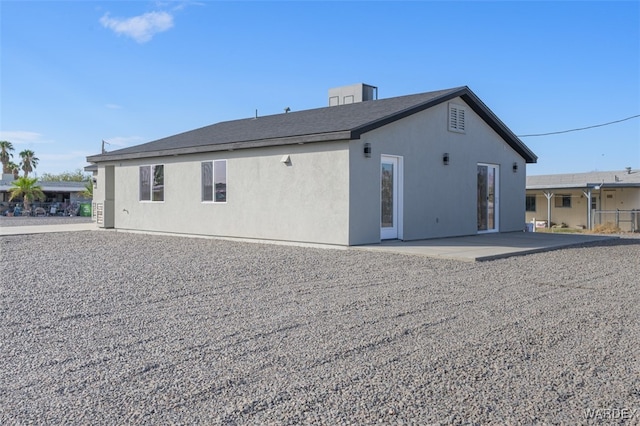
(87, 131, 352, 163)
(350, 89, 465, 138)
(459, 92, 538, 164)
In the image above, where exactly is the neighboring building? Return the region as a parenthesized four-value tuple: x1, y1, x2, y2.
(0, 174, 89, 215)
(526, 169, 640, 231)
(86, 84, 537, 245)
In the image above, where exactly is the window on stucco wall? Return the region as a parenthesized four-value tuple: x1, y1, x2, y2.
(526, 195, 536, 212)
(201, 160, 227, 203)
(139, 165, 164, 202)
(554, 194, 571, 208)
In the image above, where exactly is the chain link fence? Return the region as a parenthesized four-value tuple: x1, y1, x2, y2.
(592, 209, 639, 232)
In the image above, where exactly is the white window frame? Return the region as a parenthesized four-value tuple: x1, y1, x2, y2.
(139, 164, 164, 202)
(201, 159, 227, 203)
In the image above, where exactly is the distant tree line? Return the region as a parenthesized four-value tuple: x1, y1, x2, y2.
(40, 169, 91, 182)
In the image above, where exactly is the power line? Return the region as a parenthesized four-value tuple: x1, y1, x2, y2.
(517, 114, 640, 137)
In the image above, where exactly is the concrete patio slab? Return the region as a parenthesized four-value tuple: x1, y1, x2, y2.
(354, 232, 618, 262)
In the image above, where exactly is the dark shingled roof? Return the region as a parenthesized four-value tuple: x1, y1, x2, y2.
(87, 86, 537, 163)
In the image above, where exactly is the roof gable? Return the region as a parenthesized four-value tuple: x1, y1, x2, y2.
(88, 86, 537, 163)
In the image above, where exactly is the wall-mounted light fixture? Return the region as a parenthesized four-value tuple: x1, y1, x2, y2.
(443, 153, 450, 165)
(364, 143, 372, 158)
(513, 162, 518, 173)
(281, 155, 291, 164)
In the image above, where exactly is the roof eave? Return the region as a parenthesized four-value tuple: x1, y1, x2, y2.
(459, 90, 538, 164)
(350, 88, 467, 139)
(527, 183, 640, 190)
(87, 131, 352, 163)
(526, 184, 589, 190)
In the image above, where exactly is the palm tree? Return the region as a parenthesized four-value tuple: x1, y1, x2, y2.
(8, 176, 45, 212)
(7, 162, 20, 180)
(80, 180, 94, 199)
(19, 149, 39, 177)
(0, 140, 14, 174)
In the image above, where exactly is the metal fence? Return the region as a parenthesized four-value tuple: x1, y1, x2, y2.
(1, 202, 82, 217)
(592, 209, 640, 232)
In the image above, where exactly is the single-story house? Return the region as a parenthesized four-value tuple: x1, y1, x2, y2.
(526, 169, 640, 231)
(86, 84, 537, 246)
(0, 174, 90, 215)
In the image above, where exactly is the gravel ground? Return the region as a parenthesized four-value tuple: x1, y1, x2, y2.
(1, 229, 639, 425)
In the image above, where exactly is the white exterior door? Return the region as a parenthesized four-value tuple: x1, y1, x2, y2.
(381, 155, 402, 240)
(477, 163, 499, 233)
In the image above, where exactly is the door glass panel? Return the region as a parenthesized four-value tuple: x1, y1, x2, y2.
(487, 167, 495, 229)
(478, 164, 498, 231)
(381, 162, 394, 228)
(477, 165, 488, 231)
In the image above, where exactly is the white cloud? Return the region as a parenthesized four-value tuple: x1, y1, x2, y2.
(105, 103, 123, 109)
(0, 130, 51, 145)
(100, 11, 174, 43)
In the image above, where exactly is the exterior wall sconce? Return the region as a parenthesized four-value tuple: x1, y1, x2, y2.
(281, 155, 291, 164)
(443, 153, 450, 165)
(364, 143, 372, 158)
(513, 162, 518, 173)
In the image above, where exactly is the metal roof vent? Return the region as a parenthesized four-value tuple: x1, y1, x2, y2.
(329, 83, 378, 106)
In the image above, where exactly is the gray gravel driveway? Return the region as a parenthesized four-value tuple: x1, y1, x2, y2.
(1, 230, 639, 424)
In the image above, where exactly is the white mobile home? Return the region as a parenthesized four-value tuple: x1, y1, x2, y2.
(87, 85, 537, 245)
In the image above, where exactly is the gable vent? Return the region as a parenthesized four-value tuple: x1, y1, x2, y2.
(448, 102, 466, 133)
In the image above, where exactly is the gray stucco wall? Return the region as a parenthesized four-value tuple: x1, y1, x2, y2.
(348, 97, 527, 245)
(98, 142, 351, 245)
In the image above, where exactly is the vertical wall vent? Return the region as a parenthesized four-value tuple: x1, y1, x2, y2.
(448, 102, 466, 133)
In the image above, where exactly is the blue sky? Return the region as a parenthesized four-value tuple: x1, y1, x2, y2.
(1, 0, 638, 176)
